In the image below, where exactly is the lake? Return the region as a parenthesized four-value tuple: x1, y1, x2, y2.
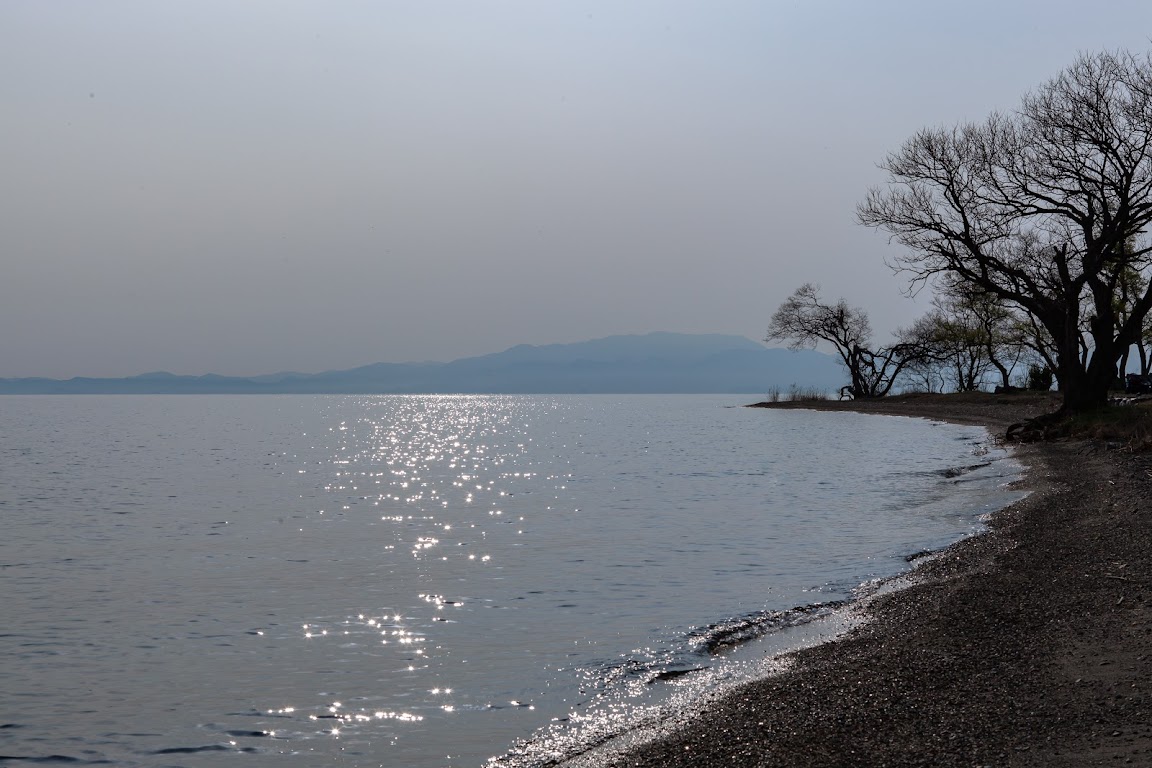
(0, 395, 1021, 767)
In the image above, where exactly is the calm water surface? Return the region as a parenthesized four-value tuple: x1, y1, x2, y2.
(0, 395, 1020, 767)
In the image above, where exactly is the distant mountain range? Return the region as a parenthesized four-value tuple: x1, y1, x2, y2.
(0, 332, 844, 394)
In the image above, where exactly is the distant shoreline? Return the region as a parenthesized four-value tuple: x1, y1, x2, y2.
(745, 389, 1060, 430)
(595, 391, 1152, 766)
(0, 333, 844, 395)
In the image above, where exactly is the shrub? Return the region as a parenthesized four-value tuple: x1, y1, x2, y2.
(788, 384, 829, 402)
(1027, 364, 1054, 391)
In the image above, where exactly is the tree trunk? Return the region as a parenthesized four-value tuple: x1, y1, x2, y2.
(1060, 338, 1121, 412)
(1058, 367, 1107, 411)
(989, 357, 1011, 390)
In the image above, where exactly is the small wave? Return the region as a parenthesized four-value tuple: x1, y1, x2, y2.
(488, 600, 856, 768)
(936, 461, 992, 478)
(0, 758, 114, 765)
(648, 667, 708, 683)
(152, 745, 259, 755)
(900, 461, 995, 481)
(688, 601, 849, 653)
(559, 600, 855, 703)
(586, 656, 708, 693)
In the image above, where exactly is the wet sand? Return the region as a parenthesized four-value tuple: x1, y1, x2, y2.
(596, 392, 1152, 767)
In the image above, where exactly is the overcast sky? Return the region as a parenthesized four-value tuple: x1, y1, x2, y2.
(4, 1, 1152, 378)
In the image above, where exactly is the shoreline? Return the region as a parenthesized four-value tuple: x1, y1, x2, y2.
(593, 392, 1152, 766)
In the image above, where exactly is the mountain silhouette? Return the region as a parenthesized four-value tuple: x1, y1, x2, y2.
(0, 333, 843, 394)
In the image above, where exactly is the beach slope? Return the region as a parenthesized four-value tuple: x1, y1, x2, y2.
(601, 392, 1152, 767)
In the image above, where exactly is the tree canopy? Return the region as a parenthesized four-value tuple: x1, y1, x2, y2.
(858, 49, 1152, 411)
(766, 284, 927, 399)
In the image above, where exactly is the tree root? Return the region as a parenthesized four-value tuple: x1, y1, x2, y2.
(1005, 412, 1066, 442)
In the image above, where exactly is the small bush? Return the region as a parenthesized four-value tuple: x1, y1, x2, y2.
(1027, 364, 1054, 391)
(765, 385, 782, 403)
(788, 384, 829, 402)
(1064, 402, 1152, 450)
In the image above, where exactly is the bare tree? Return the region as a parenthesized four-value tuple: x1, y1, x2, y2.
(1139, 315, 1152, 376)
(766, 284, 927, 399)
(898, 310, 991, 391)
(931, 279, 1029, 390)
(1015, 310, 1061, 383)
(899, 356, 947, 394)
(859, 50, 1152, 412)
(1113, 262, 1152, 377)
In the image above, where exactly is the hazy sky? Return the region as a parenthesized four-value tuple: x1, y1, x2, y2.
(5, 1, 1152, 378)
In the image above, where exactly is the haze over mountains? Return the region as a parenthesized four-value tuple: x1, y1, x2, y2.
(0, 333, 843, 395)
